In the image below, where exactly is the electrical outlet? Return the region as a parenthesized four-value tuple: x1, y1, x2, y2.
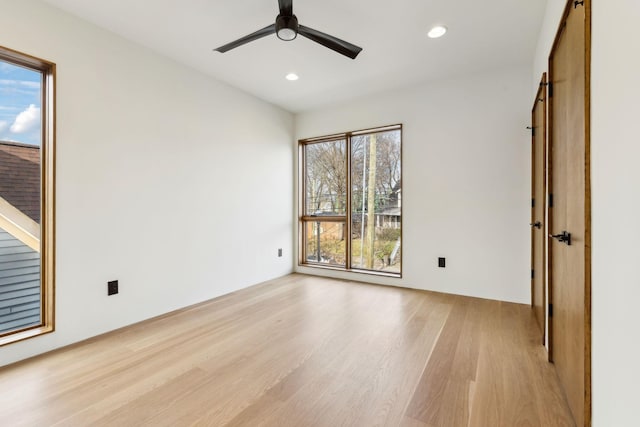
(438, 257, 446, 268)
(108, 280, 119, 295)
(278, 248, 283, 257)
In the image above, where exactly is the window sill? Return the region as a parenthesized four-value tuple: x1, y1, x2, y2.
(0, 324, 54, 347)
(298, 262, 402, 279)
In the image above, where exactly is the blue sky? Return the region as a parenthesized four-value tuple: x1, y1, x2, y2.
(0, 60, 42, 146)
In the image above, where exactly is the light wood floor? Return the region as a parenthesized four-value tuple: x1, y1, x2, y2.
(0, 274, 575, 426)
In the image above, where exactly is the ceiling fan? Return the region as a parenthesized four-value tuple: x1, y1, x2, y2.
(214, 0, 363, 59)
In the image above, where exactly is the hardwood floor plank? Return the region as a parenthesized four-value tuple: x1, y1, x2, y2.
(64, 367, 211, 427)
(404, 295, 471, 425)
(399, 416, 433, 427)
(468, 302, 575, 427)
(0, 274, 575, 426)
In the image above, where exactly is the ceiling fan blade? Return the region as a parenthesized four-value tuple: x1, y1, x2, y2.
(278, 0, 293, 16)
(298, 25, 363, 59)
(214, 24, 276, 53)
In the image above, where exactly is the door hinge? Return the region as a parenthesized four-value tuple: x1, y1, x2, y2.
(531, 269, 535, 279)
(549, 303, 553, 317)
(531, 198, 535, 208)
(540, 81, 552, 97)
(574, 0, 584, 8)
(548, 193, 554, 208)
(532, 127, 536, 137)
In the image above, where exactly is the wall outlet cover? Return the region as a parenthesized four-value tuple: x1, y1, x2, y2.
(108, 280, 119, 295)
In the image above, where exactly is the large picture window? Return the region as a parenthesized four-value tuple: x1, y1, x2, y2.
(299, 125, 402, 276)
(0, 46, 55, 346)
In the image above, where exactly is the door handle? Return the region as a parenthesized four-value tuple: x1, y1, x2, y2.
(550, 231, 571, 246)
(530, 221, 542, 229)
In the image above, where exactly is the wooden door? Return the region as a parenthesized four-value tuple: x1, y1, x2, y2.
(531, 74, 547, 345)
(548, 0, 591, 426)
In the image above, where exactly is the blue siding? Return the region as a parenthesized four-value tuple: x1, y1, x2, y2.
(0, 228, 40, 334)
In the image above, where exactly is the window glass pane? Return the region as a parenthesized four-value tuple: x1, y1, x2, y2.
(351, 130, 402, 273)
(304, 221, 346, 267)
(0, 60, 42, 334)
(304, 139, 347, 216)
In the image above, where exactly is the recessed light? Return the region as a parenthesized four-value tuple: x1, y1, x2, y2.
(286, 73, 299, 81)
(428, 25, 447, 39)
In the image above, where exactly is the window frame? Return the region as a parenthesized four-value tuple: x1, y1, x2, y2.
(298, 124, 402, 277)
(0, 45, 56, 346)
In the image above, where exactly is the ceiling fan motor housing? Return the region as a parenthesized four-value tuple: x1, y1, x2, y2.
(276, 14, 298, 40)
(214, 0, 362, 59)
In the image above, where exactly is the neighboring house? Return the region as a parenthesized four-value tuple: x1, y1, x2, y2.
(0, 141, 41, 334)
(375, 180, 401, 229)
(0, 141, 41, 223)
(311, 183, 402, 224)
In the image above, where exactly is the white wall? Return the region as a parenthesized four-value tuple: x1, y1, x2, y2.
(532, 0, 567, 91)
(295, 67, 532, 304)
(590, 1, 640, 425)
(533, 1, 640, 424)
(0, 0, 294, 367)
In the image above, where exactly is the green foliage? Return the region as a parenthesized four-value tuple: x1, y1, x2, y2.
(308, 226, 400, 270)
(378, 228, 400, 241)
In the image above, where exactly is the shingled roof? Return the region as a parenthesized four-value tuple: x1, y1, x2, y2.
(0, 141, 40, 224)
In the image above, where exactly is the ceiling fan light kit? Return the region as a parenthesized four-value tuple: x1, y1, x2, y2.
(276, 14, 298, 41)
(214, 0, 362, 59)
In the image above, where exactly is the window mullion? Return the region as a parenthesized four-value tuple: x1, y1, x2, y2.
(299, 145, 306, 264)
(345, 133, 352, 270)
(300, 216, 345, 222)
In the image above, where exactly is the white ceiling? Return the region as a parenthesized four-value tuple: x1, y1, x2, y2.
(42, 0, 546, 113)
